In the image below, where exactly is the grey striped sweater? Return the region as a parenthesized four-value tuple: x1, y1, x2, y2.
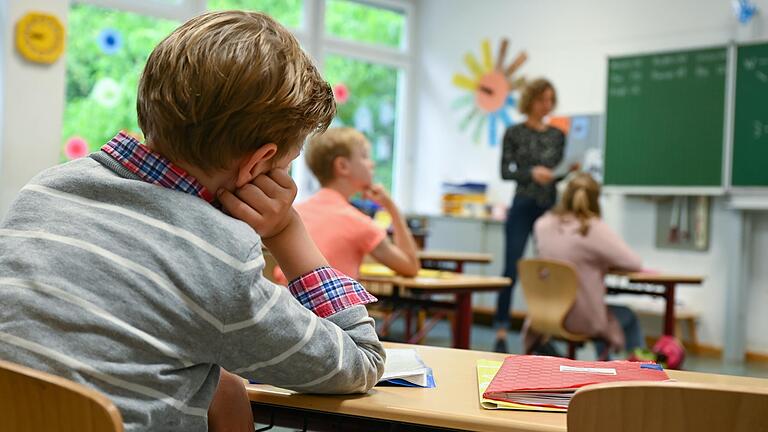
(0, 155, 385, 431)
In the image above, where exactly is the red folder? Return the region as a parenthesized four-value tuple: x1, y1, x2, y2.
(483, 355, 669, 409)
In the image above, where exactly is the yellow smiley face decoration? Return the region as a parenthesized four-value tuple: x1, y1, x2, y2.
(15, 12, 65, 64)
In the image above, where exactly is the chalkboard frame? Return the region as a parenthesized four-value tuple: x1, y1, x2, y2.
(603, 43, 733, 195)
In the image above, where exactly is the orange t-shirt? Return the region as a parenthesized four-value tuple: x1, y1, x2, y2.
(287, 188, 386, 281)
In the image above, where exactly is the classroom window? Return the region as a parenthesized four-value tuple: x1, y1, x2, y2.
(61, 3, 178, 161)
(325, 0, 406, 50)
(207, 0, 304, 29)
(324, 54, 401, 192)
(61, 0, 413, 201)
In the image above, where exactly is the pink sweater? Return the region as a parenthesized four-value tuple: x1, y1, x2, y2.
(532, 212, 642, 349)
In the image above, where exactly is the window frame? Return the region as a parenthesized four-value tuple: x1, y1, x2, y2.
(67, 0, 416, 206)
(302, 0, 415, 205)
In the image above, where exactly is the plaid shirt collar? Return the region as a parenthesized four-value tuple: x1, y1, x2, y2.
(101, 132, 215, 203)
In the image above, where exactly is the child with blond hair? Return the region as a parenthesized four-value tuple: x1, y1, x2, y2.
(283, 127, 420, 282)
(0, 11, 384, 432)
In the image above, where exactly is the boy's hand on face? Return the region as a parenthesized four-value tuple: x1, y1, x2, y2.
(218, 168, 298, 239)
(363, 184, 394, 210)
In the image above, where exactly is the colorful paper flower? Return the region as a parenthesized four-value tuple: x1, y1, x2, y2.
(64, 137, 89, 160)
(353, 105, 373, 133)
(733, 0, 757, 24)
(97, 28, 123, 55)
(91, 77, 122, 108)
(333, 83, 349, 104)
(379, 102, 394, 125)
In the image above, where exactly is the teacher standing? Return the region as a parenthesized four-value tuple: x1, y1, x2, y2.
(494, 78, 566, 353)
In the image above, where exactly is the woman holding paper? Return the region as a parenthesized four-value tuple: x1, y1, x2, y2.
(531, 173, 644, 356)
(494, 78, 568, 353)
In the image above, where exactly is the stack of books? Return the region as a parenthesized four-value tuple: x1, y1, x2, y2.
(479, 355, 669, 412)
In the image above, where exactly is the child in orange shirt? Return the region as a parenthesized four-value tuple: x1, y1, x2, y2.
(279, 128, 420, 282)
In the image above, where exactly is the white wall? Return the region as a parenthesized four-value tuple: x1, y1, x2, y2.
(747, 212, 768, 350)
(413, 0, 768, 353)
(0, 0, 68, 216)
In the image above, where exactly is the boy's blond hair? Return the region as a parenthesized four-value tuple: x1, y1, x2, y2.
(518, 78, 557, 116)
(305, 127, 368, 185)
(137, 10, 335, 172)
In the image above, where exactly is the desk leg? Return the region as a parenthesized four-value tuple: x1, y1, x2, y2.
(404, 307, 413, 341)
(663, 283, 676, 337)
(453, 292, 472, 349)
(378, 286, 402, 337)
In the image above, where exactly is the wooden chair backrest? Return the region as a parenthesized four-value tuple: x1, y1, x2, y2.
(517, 258, 588, 341)
(0, 359, 123, 432)
(568, 380, 768, 432)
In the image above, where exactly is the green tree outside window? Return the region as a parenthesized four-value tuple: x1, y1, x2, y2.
(324, 54, 400, 192)
(208, 0, 303, 28)
(62, 0, 405, 193)
(325, 0, 404, 49)
(61, 4, 177, 160)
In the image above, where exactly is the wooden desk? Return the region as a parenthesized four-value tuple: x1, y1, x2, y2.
(247, 342, 768, 432)
(607, 272, 704, 337)
(360, 273, 510, 349)
(418, 250, 493, 273)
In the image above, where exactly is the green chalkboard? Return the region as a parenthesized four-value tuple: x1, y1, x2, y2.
(732, 42, 768, 187)
(604, 47, 727, 188)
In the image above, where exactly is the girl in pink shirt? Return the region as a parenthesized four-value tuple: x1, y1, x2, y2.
(530, 173, 644, 357)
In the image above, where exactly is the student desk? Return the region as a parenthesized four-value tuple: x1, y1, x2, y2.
(359, 272, 510, 349)
(607, 272, 704, 337)
(418, 250, 493, 273)
(246, 342, 768, 432)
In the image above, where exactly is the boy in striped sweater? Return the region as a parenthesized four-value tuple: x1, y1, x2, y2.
(0, 10, 384, 432)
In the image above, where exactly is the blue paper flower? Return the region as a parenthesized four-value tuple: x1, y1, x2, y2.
(97, 28, 123, 55)
(733, 0, 757, 25)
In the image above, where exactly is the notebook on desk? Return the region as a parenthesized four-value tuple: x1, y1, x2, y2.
(477, 360, 564, 412)
(378, 348, 436, 388)
(482, 355, 669, 410)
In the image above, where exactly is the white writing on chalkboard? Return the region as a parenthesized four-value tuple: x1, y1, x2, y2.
(695, 65, 710, 78)
(608, 50, 726, 99)
(694, 51, 727, 63)
(742, 57, 768, 83)
(609, 58, 643, 71)
(652, 54, 687, 67)
(650, 67, 688, 81)
(753, 121, 768, 140)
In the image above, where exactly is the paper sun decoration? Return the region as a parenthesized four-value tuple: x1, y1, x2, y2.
(452, 38, 527, 146)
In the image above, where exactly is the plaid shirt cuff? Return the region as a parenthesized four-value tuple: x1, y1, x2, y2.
(288, 267, 377, 318)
